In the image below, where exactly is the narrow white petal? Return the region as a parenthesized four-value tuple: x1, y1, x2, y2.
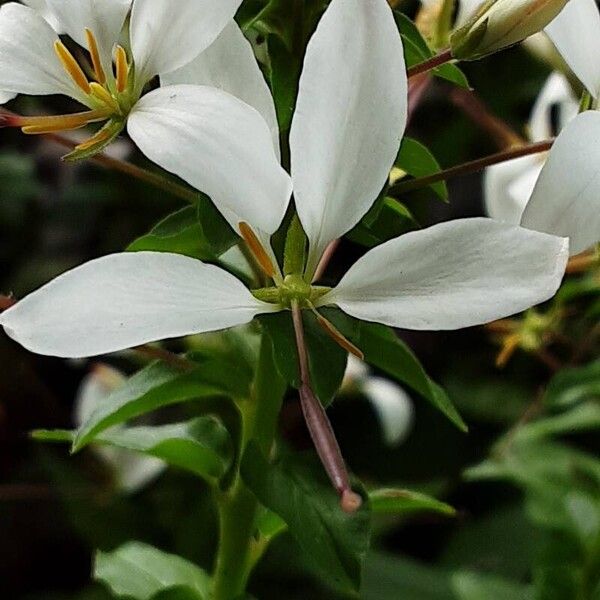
(21, 0, 61, 30)
(46, 0, 131, 73)
(0, 3, 77, 98)
(161, 21, 280, 158)
(363, 377, 414, 446)
(131, 0, 242, 80)
(529, 73, 578, 142)
(128, 85, 292, 237)
(522, 111, 600, 256)
(321, 218, 568, 330)
(545, 0, 600, 99)
(290, 0, 407, 275)
(0, 252, 274, 358)
(484, 156, 542, 223)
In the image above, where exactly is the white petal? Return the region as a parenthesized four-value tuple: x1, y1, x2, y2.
(21, 0, 61, 30)
(131, 0, 242, 80)
(521, 111, 600, 256)
(46, 0, 131, 74)
(529, 73, 578, 142)
(321, 218, 568, 330)
(0, 90, 16, 104)
(290, 0, 407, 276)
(343, 354, 369, 383)
(0, 252, 274, 358)
(161, 21, 280, 158)
(128, 85, 291, 237)
(545, 0, 600, 99)
(455, 0, 485, 26)
(362, 377, 414, 446)
(484, 155, 542, 223)
(74, 365, 126, 425)
(0, 3, 78, 98)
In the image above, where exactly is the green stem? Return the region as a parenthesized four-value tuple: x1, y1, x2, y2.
(212, 335, 286, 600)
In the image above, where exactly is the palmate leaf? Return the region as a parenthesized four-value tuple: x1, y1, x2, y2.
(34, 416, 233, 483)
(95, 542, 210, 600)
(241, 443, 371, 593)
(326, 310, 467, 431)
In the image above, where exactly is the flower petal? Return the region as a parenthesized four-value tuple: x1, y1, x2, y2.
(484, 155, 542, 223)
(22, 0, 61, 30)
(0, 252, 274, 358)
(0, 3, 79, 98)
(529, 72, 578, 142)
(46, 0, 131, 74)
(289, 0, 407, 276)
(161, 21, 280, 158)
(545, 0, 600, 99)
(131, 0, 242, 80)
(521, 111, 600, 256)
(320, 218, 568, 330)
(128, 85, 292, 237)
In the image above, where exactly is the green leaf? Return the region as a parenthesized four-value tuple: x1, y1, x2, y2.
(128, 203, 238, 261)
(72, 362, 228, 452)
(544, 359, 600, 409)
(394, 12, 469, 89)
(36, 417, 233, 482)
(369, 488, 456, 517)
(150, 587, 203, 600)
(95, 542, 210, 599)
(451, 571, 533, 600)
(326, 310, 467, 431)
(395, 137, 448, 201)
(241, 444, 371, 593)
(259, 311, 349, 406)
(516, 402, 600, 440)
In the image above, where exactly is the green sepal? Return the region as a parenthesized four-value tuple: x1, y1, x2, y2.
(62, 118, 125, 162)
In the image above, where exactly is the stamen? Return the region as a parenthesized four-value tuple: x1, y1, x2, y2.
(54, 40, 91, 94)
(309, 306, 364, 359)
(239, 222, 276, 278)
(89, 82, 121, 114)
(114, 45, 129, 93)
(72, 125, 116, 152)
(496, 333, 521, 368)
(11, 109, 109, 134)
(85, 28, 106, 84)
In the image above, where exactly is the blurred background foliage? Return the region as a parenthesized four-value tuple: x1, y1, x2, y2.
(0, 0, 599, 598)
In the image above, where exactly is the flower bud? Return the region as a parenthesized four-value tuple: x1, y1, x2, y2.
(450, 0, 570, 60)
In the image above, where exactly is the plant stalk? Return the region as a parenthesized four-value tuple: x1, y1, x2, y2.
(407, 48, 453, 78)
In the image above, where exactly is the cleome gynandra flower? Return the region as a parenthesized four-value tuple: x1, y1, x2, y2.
(0, 0, 571, 508)
(0, 0, 254, 159)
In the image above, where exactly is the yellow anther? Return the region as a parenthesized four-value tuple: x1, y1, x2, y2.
(89, 82, 121, 114)
(238, 222, 276, 278)
(85, 28, 106, 84)
(17, 109, 109, 134)
(115, 45, 129, 93)
(54, 40, 91, 95)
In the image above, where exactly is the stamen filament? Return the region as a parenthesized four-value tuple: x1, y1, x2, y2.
(85, 28, 106, 84)
(89, 82, 121, 114)
(309, 304, 364, 359)
(239, 222, 276, 278)
(115, 45, 129, 93)
(54, 40, 91, 94)
(73, 125, 116, 152)
(291, 301, 362, 513)
(13, 109, 109, 134)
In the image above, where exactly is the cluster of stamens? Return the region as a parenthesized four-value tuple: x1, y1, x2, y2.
(1, 29, 133, 154)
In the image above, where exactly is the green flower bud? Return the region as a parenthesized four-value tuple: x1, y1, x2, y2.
(450, 0, 570, 60)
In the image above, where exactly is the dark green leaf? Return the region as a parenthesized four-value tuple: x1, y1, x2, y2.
(72, 362, 228, 452)
(369, 488, 455, 517)
(259, 311, 349, 406)
(150, 587, 203, 600)
(326, 311, 467, 431)
(241, 444, 371, 593)
(95, 542, 210, 599)
(451, 571, 533, 600)
(395, 137, 448, 201)
(37, 417, 233, 482)
(516, 402, 600, 440)
(544, 359, 600, 409)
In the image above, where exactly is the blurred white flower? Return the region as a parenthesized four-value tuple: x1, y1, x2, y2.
(343, 356, 414, 446)
(75, 364, 165, 493)
(0, 0, 569, 360)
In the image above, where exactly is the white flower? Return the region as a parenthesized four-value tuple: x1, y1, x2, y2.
(0, 0, 278, 158)
(343, 356, 414, 446)
(0, 0, 569, 359)
(75, 364, 165, 493)
(485, 72, 578, 224)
